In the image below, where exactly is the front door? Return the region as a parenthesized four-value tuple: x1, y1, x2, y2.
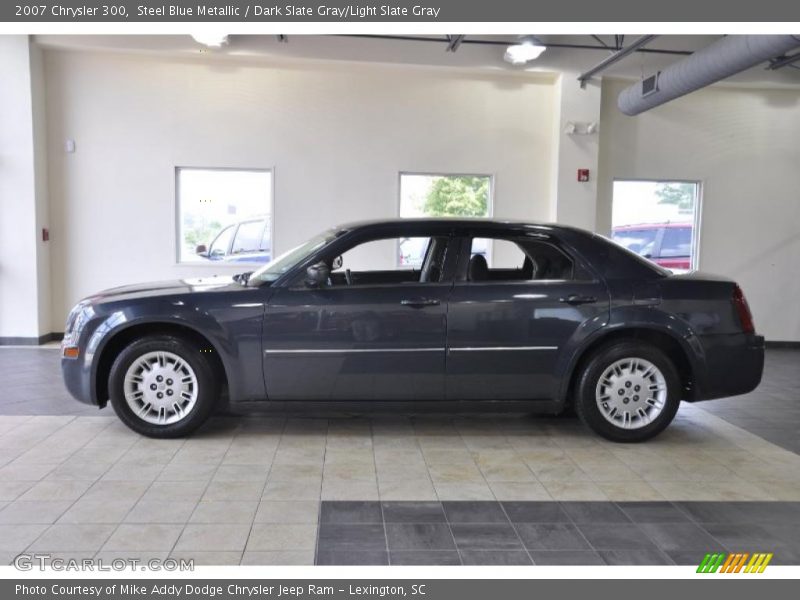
(446, 234, 610, 400)
(263, 233, 454, 401)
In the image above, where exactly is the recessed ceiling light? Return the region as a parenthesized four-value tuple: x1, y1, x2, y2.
(504, 38, 547, 65)
(191, 33, 229, 48)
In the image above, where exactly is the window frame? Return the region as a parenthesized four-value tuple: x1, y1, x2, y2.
(174, 165, 275, 266)
(610, 178, 703, 271)
(396, 171, 495, 268)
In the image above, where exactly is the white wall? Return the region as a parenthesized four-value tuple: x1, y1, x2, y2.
(598, 78, 800, 342)
(45, 50, 556, 327)
(0, 37, 47, 340)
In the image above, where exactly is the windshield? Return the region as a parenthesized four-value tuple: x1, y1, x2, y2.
(249, 229, 339, 284)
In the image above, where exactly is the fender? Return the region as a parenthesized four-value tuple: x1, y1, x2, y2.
(86, 298, 266, 404)
(554, 305, 706, 404)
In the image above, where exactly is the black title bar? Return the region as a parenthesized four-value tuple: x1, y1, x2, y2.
(4, 0, 800, 22)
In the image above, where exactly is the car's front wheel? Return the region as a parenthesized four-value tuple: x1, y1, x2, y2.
(109, 335, 219, 438)
(574, 340, 681, 443)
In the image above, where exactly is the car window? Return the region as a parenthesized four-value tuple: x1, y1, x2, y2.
(208, 225, 235, 258)
(327, 236, 447, 285)
(231, 220, 265, 255)
(612, 228, 658, 256)
(659, 226, 692, 258)
(465, 237, 574, 282)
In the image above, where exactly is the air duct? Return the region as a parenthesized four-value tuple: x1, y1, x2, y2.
(618, 35, 800, 116)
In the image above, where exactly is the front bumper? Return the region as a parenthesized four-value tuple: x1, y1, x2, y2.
(61, 352, 97, 405)
(694, 333, 765, 401)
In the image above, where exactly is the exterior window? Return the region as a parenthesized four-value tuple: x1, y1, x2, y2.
(399, 173, 492, 267)
(611, 180, 701, 272)
(176, 167, 272, 264)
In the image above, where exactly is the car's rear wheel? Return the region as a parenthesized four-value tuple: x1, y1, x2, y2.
(109, 335, 218, 438)
(574, 340, 681, 442)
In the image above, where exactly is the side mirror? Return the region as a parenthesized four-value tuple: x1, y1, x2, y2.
(195, 244, 208, 256)
(332, 255, 343, 270)
(305, 262, 331, 287)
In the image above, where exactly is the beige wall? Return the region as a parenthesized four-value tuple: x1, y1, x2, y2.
(45, 50, 556, 327)
(598, 78, 800, 342)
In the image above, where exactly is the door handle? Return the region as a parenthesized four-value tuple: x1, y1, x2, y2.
(560, 294, 597, 305)
(400, 298, 441, 308)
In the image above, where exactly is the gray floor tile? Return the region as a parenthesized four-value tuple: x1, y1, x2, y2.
(390, 550, 461, 565)
(459, 550, 532, 565)
(576, 523, 659, 550)
(316, 550, 388, 565)
(317, 523, 386, 551)
(515, 523, 591, 551)
(616, 501, 691, 523)
(450, 523, 523, 551)
(385, 523, 456, 551)
(561, 502, 632, 523)
(600, 549, 675, 565)
(529, 550, 605, 565)
(319, 501, 382, 524)
(381, 501, 446, 523)
(638, 522, 727, 553)
(501, 501, 571, 523)
(443, 501, 509, 523)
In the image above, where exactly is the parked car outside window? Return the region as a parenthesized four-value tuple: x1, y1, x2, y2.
(612, 222, 693, 271)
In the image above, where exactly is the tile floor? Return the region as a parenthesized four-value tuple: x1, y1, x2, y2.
(0, 347, 798, 565)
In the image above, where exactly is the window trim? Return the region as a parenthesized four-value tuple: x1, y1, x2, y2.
(396, 171, 495, 268)
(610, 178, 703, 271)
(174, 165, 275, 267)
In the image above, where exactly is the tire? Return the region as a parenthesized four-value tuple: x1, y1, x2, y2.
(109, 335, 219, 438)
(574, 340, 681, 443)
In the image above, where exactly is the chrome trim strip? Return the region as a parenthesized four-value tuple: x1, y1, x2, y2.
(264, 348, 444, 354)
(448, 346, 558, 352)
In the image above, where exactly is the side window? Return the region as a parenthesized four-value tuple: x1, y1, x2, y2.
(231, 221, 265, 254)
(465, 237, 574, 282)
(208, 225, 235, 258)
(324, 235, 449, 286)
(659, 227, 692, 258)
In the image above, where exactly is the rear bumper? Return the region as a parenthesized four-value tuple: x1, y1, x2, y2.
(693, 333, 765, 401)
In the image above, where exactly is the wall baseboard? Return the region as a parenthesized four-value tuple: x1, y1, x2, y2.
(0, 332, 63, 346)
(765, 340, 800, 349)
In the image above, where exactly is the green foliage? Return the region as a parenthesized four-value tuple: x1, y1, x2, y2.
(423, 176, 489, 218)
(655, 183, 696, 211)
(184, 219, 223, 251)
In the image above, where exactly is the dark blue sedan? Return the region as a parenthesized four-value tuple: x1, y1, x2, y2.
(61, 219, 764, 442)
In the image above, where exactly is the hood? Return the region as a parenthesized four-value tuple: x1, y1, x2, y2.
(88, 276, 247, 304)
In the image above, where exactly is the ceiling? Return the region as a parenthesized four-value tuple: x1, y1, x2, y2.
(33, 34, 800, 89)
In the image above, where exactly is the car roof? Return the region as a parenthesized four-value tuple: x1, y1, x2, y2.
(331, 218, 584, 236)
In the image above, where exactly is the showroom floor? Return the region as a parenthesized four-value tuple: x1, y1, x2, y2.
(0, 348, 798, 566)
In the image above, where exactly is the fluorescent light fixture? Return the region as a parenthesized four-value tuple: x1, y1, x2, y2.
(191, 33, 229, 48)
(504, 38, 547, 65)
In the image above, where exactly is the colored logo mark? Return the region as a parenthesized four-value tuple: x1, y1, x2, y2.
(697, 552, 773, 573)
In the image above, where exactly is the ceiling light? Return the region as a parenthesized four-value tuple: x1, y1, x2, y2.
(191, 33, 229, 48)
(504, 38, 547, 65)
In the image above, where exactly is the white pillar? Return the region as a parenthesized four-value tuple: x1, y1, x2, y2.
(550, 72, 602, 232)
(0, 36, 50, 342)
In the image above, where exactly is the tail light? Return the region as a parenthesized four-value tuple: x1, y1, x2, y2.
(733, 284, 755, 334)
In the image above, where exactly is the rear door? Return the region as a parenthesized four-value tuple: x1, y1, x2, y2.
(446, 231, 610, 400)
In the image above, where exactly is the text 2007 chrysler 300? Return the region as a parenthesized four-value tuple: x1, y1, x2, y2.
(61, 220, 764, 442)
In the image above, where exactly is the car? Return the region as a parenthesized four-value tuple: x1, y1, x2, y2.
(61, 219, 764, 442)
(611, 222, 693, 270)
(194, 217, 272, 264)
